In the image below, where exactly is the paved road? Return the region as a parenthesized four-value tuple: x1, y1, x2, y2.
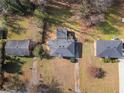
(119, 59, 124, 93)
(74, 60, 81, 93)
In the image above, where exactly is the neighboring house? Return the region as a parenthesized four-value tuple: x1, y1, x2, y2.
(5, 40, 32, 56)
(48, 27, 79, 58)
(95, 40, 123, 58)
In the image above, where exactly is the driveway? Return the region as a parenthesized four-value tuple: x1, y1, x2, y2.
(74, 59, 81, 93)
(27, 57, 39, 93)
(119, 59, 124, 93)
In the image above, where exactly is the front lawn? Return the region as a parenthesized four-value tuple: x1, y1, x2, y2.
(80, 43, 119, 93)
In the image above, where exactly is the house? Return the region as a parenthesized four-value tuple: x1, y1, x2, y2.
(5, 40, 32, 56)
(57, 27, 68, 39)
(95, 40, 123, 58)
(48, 27, 78, 58)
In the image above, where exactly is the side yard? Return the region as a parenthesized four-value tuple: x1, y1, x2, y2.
(0, 9, 44, 90)
(80, 43, 119, 93)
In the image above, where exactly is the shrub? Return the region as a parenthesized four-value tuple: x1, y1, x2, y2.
(102, 58, 119, 63)
(33, 45, 51, 59)
(88, 66, 105, 79)
(33, 45, 43, 57)
(70, 58, 77, 63)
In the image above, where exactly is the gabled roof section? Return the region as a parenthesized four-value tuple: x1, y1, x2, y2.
(57, 27, 68, 39)
(5, 40, 31, 56)
(96, 40, 123, 58)
(48, 39, 75, 57)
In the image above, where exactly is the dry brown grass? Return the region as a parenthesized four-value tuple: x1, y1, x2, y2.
(38, 58, 75, 92)
(7, 16, 42, 42)
(80, 43, 119, 93)
(42, 3, 120, 93)
(0, 2, 121, 93)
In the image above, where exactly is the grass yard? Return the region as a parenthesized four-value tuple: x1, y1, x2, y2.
(2, 56, 33, 90)
(6, 16, 42, 42)
(0, 12, 44, 42)
(80, 43, 119, 93)
(3, 57, 32, 76)
(20, 57, 33, 81)
(44, 2, 120, 93)
(78, 7, 122, 92)
(0, 1, 123, 92)
(46, 2, 81, 37)
(38, 58, 75, 93)
(0, 9, 44, 89)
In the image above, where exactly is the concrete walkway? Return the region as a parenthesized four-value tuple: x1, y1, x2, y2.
(119, 59, 124, 93)
(74, 60, 81, 93)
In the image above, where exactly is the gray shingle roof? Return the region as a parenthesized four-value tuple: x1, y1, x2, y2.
(57, 27, 68, 39)
(96, 40, 123, 58)
(5, 40, 31, 56)
(48, 39, 76, 57)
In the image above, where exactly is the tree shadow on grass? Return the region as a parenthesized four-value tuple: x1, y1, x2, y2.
(3, 74, 27, 91)
(108, 6, 122, 17)
(106, 5, 122, 26)
(37, 79, 63, 93)
(45, 5, 73, 26)
(4, 15, 26, 35)
(97, 3, 123, 35)
(106, 14, 121, 26)
(3, 56, 25, 74)
(97, 22, 119, 35)
(8, 23, 26, 34)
